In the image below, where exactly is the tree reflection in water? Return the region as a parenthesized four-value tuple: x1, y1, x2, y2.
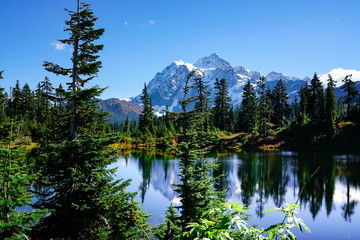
(117, 150, 360, 222)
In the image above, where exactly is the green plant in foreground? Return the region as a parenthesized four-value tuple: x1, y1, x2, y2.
(264, 203, 310, 240)
(175, 202, 310, 240)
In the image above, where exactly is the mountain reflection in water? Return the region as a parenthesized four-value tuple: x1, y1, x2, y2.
(112, 151, 360, 240)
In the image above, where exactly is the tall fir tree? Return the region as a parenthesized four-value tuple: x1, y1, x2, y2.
(32, 2, 148, 239)
(325, 74, 337, 137)
(21, 83, 36, 121)
(189, 69, 212, 131)
(34, 77, 54, 124)
(138, 83, 156, 136)
(298, 83, 310, 125)
(238, 80, 257, 132)
(0, 71, 7, 120)
(271, 79, 289, 129)
(213, 78, 233, 132)
(31, 77, 55, 141)
(0, 70, 3, 116)
(153, 204, 181, 239)
(309, 73, 325, 125)
(0, 121, 48, 239)
(257, 76, 272, 135)
(341, 74, 359, 118)
(8, 80, 23, 119)
(43, 0, 105, 140)
(191, 69, 210, 113)
(175, 71, 220, 229)
(123, 116, 131, 133)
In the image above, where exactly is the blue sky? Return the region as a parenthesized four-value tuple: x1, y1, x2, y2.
(1, 0, 360, 99)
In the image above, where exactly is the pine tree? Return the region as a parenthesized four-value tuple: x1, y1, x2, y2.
(138, 83, 156, 136)
(0, 89, 7, 121)
(309, 73, 325, 125)
(271, 79, 289, 129)
(298, 83, 310, 125)
(29, 77, 55, 141)
(153, 204, 182, 239)
(8, 80, 22, 119)
(341, 74, 359, 118)
(239, 80, 257, 132)
(213, 78, 233, 132)
(21, 83, 35, 121)
(123, 116, 131, 133)
(191, 69, 210, 113)
(325, 74, 337, 137)
(0, 121, 48, 239)
(32, 2, 148, 239)
(0, 71, 6, 121)
(257, 76, 272, 135)
(175, 71, 220, 229)
(43, 0, 105, 140)
(34, 77, 54, 124)
(188, 69, 212, 132)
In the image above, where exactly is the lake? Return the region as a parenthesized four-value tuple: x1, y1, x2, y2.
(111, 150, 360, 240)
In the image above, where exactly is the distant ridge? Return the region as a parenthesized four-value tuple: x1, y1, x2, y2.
(99, 98, 142, 124)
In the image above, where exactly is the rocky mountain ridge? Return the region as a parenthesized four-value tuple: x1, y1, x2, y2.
(132, 53, 309, 111)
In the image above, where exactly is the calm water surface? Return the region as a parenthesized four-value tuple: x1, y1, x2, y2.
(111, 151, 360, 240)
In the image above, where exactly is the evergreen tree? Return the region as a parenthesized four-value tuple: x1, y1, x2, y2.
(175, 71, 220, 229)
(238, 80, 257, 132)
(289, 96, 300, 123)
(0, 70, 5, 118)
(271, 79, 289, 129)
(298, 83, 310, 125)
(188, 69, 212, 132)
(21, 83, 35, 121)
(309, 73, 325, 124)
(32, 2, 148, 239)
(34, 77, 54, 124)
(8, 80, 22, 119)
(31, 77, 55, 141)
(0, 121, 48, 239)
(138, 83, 156, 136)
(325, 74, 337, 137)
(153, 205, 181, 239)
(213, 78, 233, 132)
(43, 0, 105, 140)
(341, 74, 359, 118)
(123, 116, 131, 133)
(0, 89, 7, 121)
(44, 84, 68, 142)
(162, 106, 176, 136)
(191, 69, 210, 113)
(257, 76, 272, 135)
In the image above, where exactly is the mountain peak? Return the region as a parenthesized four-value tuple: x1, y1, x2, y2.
(193, 53, 231, 69)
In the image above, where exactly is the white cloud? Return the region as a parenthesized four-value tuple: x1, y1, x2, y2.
(319, 68, 360, 87)
(149, 20, 157, 25)
(123, 21, 128, 26)
(51, 42, 66, 51)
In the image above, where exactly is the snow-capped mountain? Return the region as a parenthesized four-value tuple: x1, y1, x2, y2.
(132, 54, 308, 111)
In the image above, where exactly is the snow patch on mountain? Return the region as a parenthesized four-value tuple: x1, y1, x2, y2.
(193, 53, 232, 69)
(132, 54, 359, 112)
